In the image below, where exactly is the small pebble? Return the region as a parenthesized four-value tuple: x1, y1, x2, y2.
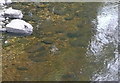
(50, 45, 59, 54)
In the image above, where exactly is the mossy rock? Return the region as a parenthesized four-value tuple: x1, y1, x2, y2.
(41, 40, 53, 44)
(17, 39, 29, 43)
(64, 14, 74, 20)
(11, 2, 23, 9)
(3, 43, 12, 47)
(59, 37, 66, 41)
(31, 16, 40, 22)
(27, 46, 46, 53)
(48, 4, 69, 15)
(23, 15, 32, 22)
(62, 74, 75, 79)
(66, 32, 82, 38)
(70, 39, 87, 47)
(35, 46, 46, 52)
(28, 51, 47, 62)
(76, 23, 83, 28)
(55, 30, 64, 34)
(61, 73, 78, 81)
(53, 9, 66, 15)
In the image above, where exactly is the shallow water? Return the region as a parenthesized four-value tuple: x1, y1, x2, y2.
(2, 2, 119, 81)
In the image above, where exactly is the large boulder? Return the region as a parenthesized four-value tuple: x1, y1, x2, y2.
(4, 7, 23, 19)
(6, 19, 33, 35)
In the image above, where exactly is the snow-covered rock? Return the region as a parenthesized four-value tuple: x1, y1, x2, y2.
(0, 0, 5, 6)
(0, 0, 33, 36)
(4, 7, 23, 19)
(6, 19, 33, 35)
(0, 27, 6, 32)
(0, 10, 5, 21)
(5, 0, 12, 5)
(0, 0, 12, 6)
(0, 16, 5, 21)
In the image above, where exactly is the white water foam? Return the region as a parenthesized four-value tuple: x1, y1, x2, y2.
(87, 3, 119, 81)
(90, 3, 118, 55)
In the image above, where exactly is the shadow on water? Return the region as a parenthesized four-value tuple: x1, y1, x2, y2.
(5, 32, 32, 36)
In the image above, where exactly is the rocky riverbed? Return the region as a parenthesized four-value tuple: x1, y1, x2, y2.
(1, 1, 118, 81)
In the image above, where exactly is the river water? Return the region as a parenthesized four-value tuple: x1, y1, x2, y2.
(1, 2, 119, 81)
(88, 2, 119, 81)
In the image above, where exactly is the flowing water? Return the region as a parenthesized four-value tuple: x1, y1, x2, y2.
(88, 2, 119, 81)
(1, 2, 119, 81)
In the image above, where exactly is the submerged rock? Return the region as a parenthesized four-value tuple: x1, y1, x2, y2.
(64, 14, 74, 20)
(50, 45, 59, 54)
(41, 40, 53, 44)
(6, 19, 33, 35)
(67, 32, 81, 38)
(17, 67, 28, 71)
(61, 73, 76, 80)
(4, 7, 23, 19)
(70, 39, 87, 47)
(28, 51, 47, 62)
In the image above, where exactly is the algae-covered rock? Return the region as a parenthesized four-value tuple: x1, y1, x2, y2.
(41, 40, 53, 44)
(67, 32, 82, 38)
(64, 14, 74, 20)
(70, 39, 87, 47)
(48, 3, 71, 15)
(76, 23, 83, 28)
(61, 73, 78, 81)
(17, 67, 28, 71)
(28, 51, 47, 62)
